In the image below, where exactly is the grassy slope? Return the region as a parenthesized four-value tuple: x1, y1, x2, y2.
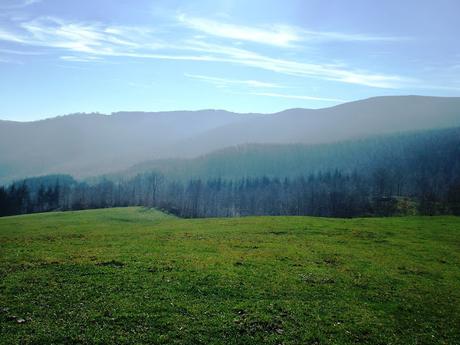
(0, 208, 459, 344)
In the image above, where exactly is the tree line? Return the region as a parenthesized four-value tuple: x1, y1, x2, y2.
(1, 169, 459, 218)
(1, 127, 460, 218)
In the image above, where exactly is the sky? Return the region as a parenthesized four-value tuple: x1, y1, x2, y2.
(0, 0, 459, 121)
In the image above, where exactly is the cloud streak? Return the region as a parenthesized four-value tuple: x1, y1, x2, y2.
(0, 0, 41, 10)
(178, 14, 405, 47)
(19, 17, 154, 54)
(178, 14, 301, 47)
(181, 41, 413, 88)
(0, 48, 46, 55)
(60, 55, 104, 62)
(0, 15, 415, 89)
(250, 91, 347, 103)
(185, 73, 284, 88)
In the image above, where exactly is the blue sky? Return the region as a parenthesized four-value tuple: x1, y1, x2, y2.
(0, 0, 459, 120)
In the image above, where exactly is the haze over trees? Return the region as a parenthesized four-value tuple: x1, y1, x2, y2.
(1, 96, 460, 185)
(2, 124, 460, 218)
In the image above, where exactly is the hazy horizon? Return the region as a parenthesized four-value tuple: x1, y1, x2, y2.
(1, 95, 459, 184)
(1, 0, 459, 120)
(1, 94, 459, 123)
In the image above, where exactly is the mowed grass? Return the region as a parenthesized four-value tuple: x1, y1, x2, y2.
(0, 208, 459, 345)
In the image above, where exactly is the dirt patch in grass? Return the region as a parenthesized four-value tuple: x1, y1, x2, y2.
(96, 260, 125, 268)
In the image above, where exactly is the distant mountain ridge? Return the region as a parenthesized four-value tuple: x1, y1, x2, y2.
(109, 126, 460, 182)
(1, 95, 460, 184)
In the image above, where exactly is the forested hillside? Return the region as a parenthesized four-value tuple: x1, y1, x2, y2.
(2, 126, 459, 218)
(122, 127, 460, 180)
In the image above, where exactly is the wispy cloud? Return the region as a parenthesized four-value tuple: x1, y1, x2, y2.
(250, 92, 347, 103)
(0, 16, 414, 88)
(185, 73, 284, 88)
(0, 28, 26, 43)
(0, 48, 45, 55)
(177, 14, 405, 47)
(19, 17, 155, 54)
(60, 55, 104, 62)
(24, 0, 41, 6)
(181, 41, 413, 88)
(301, 30, 407, 42)
(178, 14, 301, 47)
(0, 17, 162, 57)
(0, 0, 41, 10)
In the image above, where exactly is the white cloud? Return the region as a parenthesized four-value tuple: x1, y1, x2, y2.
(185, 73, 284, 88)
(250, 92, 347, 103)
(60, 55, 104, 62)
(0, 48, 45, 55)
(0, 28, 26, 43)
(302, 30, 406, 42)
(0, 0, 41, 10)
(177, 14, 405, 47)
(0, 17, 163, 57)
(178, 14, 301, 47)
(19, 17, 147, 54)
(24, 0, 41, 6)
(0, 16, 415, 89)
(182, 41, 413, 88)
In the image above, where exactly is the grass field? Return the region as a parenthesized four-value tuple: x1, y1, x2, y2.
(0, 207, 459, 344)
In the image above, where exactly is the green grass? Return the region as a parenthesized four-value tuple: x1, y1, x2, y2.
(0, 207, 459, 344)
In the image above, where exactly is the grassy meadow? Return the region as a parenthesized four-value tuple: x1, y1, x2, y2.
(0, 207, 459, 344)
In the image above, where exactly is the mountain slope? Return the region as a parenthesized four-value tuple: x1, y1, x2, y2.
(173, 96, 460, 156)
(1, 96, 459, 184)
(0, 110, 248, 183)
(115, 126, 460, 182)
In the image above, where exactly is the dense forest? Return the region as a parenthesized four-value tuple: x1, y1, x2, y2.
(118, 126, 460, 181)
(1, 127, 460, 218)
